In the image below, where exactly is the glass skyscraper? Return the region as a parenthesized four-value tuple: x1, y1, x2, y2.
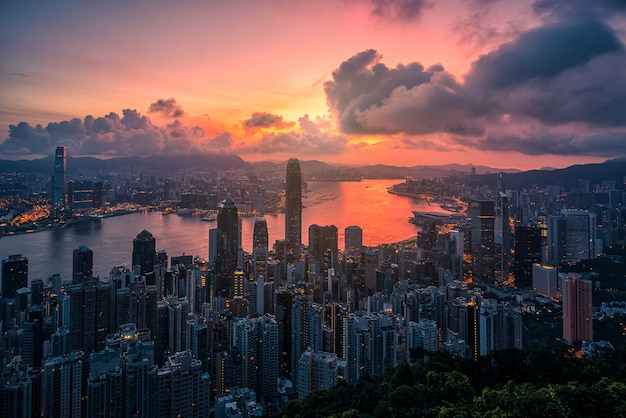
(285, 158, 302, 251)
(52, 146, 66, 209)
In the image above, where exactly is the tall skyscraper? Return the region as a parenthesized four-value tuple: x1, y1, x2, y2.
(562, 273, 593, 344)
(308, 224, 338, 262)
(253, 218, 269, 249)
(52, 146, 66, 209)
(215, 198, 239, 298)
(285, 158, 302, 251)
(344, 226, 363, 256)
(69, 277, 112, 353)
(562, 210, 597, 263)
(132, 230, 156, 276)
(72, 245, 93, 284)
(469, 200, 495, 284)
(513, 226, 542, 288)
(1, 254, 28, 298)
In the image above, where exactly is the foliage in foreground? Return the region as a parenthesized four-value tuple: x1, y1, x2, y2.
(275, 346, 626, 418)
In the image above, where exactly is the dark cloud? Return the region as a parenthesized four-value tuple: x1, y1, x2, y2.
(533, 0, 626, 19)
(370, 0, 432, 21)
(0, 122, 50, 154)
(465, 19, 623, 91)
(326, 17, 626, 157)
(148, 98, 185, 118)
(242, 112, 294, 131)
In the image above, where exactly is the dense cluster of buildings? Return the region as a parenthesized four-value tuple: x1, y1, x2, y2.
(0, 151, 621, 416)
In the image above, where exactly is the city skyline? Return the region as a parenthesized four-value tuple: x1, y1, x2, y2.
(2, 1, 625, 170)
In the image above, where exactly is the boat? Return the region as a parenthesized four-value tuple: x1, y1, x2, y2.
(177, 208, 196, 216)
(201, 215, 216, 222)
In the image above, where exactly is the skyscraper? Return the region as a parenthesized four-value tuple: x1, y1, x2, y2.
(285, 158, 302, 252)
(72, 245, 93, 284)
(469, 200, 495, 284)
(308, 224, 338, 262)
(253, 218, 269, 249)
(216, 198, 239, 298)
(52, 146, 66, 209)
(344, 226, 363, 256)
(562, 273, 593, 344)
(513, 226, 542, 288)
(132, 230, 156, 276)
(1, 254, 28, 298)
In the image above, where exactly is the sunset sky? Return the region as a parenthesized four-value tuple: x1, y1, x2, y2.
(1, 0, 625, 170)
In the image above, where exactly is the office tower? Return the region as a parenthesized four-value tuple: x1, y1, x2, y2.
(156, 351, 210, 417)
(1, 254, 28, 299)
(215, 198, 239, 298)
(344, 226, 363, 256)
(561, 210, 597, 263)
(469, 200, 495, 284)
(52, 146, 66, 209)
(562, 273, 593, 344)
(291, 295, 324, 388)
(342, 313, 391, 384)
(21, 308, 44, 368)
(546, 214, 567, 266)
(132, 230, 156, 276)
(30, 278, 44, 306)
(308, 224, 338, 263)
(364, 249, 378, 294)
(494, 192, 512, 284)
(68, 277, 112, 353)
(72, 245, 93, 284)
(68, 180, 94, 212)
(253, 218, 269, 249)
(513, 226, 542, 288)
(285, 158, 302, 251)
(532, 264, 558, 297)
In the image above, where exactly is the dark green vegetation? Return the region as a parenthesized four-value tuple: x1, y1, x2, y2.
(276, 347, 626, 418)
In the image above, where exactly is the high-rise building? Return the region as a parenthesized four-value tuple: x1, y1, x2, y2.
(68, 277, 112, 353)
(285, 158, 302, 251)
(513, 226, 542, 288)
(52, 146, 66, 209)
(215, 198, 239, 298)
(297, 348, 345, 399)
(562, 273, 593, 344)
(253, 218, 269, 250)
(469, 200, 495, 284)
(344, 226, 363, 256)
(308, 224, 338, 263)
(1, 254, 28, 299)
(156, 351, 210, 417)
(132, 230, 156, 276)
(291, 295, 323, 388)
(72, 245, 93, 284)
(68, 180, 94, 212)
(532, 264, 558, 298)
(275, 287, 295, 378)
(562, 210, 597, 263)
(233, 314, 279, 399)
(546, 215, 567, 266)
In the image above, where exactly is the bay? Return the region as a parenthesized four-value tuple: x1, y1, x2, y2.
(0, 179, 445, 282)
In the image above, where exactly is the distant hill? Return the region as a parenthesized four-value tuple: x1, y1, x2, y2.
(0, 153, 250, 175)
(472, 160, 626, 190)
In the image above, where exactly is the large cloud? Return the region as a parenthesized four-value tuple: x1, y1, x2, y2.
(325, 17, 626, 157)
(0, 107, 230, 157)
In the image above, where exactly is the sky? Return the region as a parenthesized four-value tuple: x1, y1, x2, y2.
(1, 0, 625, 170)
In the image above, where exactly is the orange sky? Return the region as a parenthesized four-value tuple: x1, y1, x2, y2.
(0, 1, 623, 170)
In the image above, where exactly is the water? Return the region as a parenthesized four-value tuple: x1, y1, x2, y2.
(0, 179, 445, 282)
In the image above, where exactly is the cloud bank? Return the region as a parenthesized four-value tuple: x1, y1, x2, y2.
(324, 17, 626, 157)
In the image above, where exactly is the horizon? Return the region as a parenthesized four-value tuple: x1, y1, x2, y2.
(1, 1, 625, 170)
